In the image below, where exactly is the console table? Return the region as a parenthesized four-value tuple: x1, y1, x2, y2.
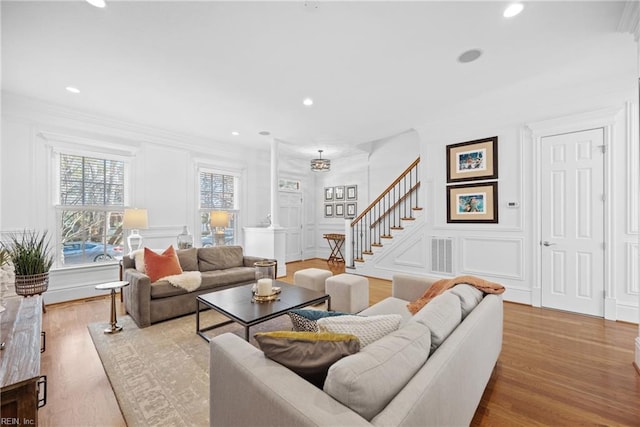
(0, 296, 46, 426)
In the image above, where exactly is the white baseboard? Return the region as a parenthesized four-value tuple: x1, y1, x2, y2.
(616, 302, 639, 324)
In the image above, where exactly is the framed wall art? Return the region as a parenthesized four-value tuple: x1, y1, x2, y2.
(334, 186, 345, 200)
(335, 203, 344, 217)
(324, 187, 334, 201)
(278, 179, 300, 192)
(447, 182, 498, 223)
(346, 202, 357, 218)
(446, 136, 498, 183)
(324, 203, 334, 218)
(346, 185, 358, 201)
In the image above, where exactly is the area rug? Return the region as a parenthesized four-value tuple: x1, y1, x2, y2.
(88, 310, 293, 427)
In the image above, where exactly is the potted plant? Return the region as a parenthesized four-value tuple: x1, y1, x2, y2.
(2, 230, 54, 297)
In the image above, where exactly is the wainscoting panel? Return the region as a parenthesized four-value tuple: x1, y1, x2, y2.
(627, 242, 639, 295)
(460, 236, 524, 280)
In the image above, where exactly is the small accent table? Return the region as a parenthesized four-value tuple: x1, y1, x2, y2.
(323, 233, 345, 263)
(95, 281, 129, 334)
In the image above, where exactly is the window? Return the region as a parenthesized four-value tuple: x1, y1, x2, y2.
(199, 170, 238, 246)
(56, 154, 126, 266)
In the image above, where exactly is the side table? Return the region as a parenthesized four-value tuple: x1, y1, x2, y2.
(95, 281, 129, 334)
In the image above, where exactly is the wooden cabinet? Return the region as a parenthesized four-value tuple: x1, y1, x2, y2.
(0, 296, 45, 426)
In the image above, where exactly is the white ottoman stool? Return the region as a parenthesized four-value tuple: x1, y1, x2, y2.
(325, 273, 369, 313)
(293, 268, 333, 292)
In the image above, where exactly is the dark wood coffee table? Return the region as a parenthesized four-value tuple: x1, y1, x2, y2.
(196, 281, 331, 342)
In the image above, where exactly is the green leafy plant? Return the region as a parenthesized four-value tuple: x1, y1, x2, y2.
(3, 230, 54, 275)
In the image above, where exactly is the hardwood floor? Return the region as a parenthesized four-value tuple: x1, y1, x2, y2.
(37, 259, 639, 426)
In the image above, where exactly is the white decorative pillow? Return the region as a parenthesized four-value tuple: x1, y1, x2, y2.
(323, 322, 431, 421)
(129, 248, 146, 273)
(410, 292, 461, 354)
(317, 314, 402, 347)
(448, 284, 484, 318)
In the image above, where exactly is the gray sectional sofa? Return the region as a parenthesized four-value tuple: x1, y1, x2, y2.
(209, 273, 503, 426)
(123, 246, 268, 328)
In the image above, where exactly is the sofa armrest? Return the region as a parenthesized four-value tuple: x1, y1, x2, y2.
(242, 255, 269, 268)
(391, 273, 440, 301)
(123, 268, 152, 328)
(210, 333, 371, 427)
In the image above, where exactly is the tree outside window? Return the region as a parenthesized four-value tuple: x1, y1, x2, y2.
(57, 154, 125, 265)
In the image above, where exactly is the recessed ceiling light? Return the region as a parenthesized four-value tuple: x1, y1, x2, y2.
(86, 0, 106, 8)
(503, 3, 524, 18)
(65, 86, 80, 94)
(457, 49, 482, 64)
(258, 131, 271, 136)
(302, 97, 314, 107)
(231, 131, 239, 136)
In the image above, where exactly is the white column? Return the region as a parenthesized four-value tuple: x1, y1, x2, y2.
(270, 138, 280, 227)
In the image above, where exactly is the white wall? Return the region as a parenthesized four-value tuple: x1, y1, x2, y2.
(367, 130, 420, 199)
(404, 34, 639, 322)
(1, 93, 271, 304)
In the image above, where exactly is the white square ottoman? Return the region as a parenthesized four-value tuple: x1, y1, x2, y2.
(325, 273, 369, 314)
(293, 268, 333, 292)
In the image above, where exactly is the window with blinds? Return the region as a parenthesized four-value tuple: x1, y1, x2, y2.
(57, 154, 126, 266)
(199, 171, 238, 246)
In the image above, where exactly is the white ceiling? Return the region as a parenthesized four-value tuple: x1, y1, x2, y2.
(1, 1, 630, 158)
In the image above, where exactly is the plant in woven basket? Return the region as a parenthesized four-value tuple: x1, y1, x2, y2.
(2, 230, 54, 296)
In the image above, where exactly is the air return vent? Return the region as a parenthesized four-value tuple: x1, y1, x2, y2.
(431, 237, 453, 274)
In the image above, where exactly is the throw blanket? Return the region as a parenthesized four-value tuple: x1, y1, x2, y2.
(407, 275, 505, 315)
(162, 271, 202, 292)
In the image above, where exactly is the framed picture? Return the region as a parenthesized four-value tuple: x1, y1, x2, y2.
(335, 203, 344, 217)
(446, 136, 498, 183)
(334, 186, 345, 200)
(346, 185, 358, 201)
(324, 187, 334, 201)
(324, 203, 334, 218)
(346, 202, 357, 218)
(447, 182, 498, 223)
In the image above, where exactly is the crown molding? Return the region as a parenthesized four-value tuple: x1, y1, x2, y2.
(619, 0, 640, 41)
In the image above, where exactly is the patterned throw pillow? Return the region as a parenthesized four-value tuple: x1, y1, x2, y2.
(317, 314, 403, 347)
(287, 309, 350, 332)
(254, 331, 360, 388)
(144, 246, 183, 283)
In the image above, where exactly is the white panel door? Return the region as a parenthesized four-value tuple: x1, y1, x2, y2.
(541, 128, 605, 316)
(279, 192, 303, 262)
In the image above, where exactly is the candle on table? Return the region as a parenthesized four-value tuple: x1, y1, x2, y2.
(257, 278, 272, 296)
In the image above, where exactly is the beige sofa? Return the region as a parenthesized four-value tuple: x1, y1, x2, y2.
(209, 273, 503, 426)
(123, 246, 268, 328)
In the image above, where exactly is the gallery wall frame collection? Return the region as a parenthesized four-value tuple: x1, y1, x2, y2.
(325, 185, 357, 218)
(446, 137, 499, 224)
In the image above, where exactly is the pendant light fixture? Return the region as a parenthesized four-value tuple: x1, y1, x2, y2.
(310, 150, 331, 172)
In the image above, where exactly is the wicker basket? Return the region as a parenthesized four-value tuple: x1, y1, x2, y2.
(15, 272, 49, 296)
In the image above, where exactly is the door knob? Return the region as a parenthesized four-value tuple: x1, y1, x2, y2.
(542, 241, 556, 247)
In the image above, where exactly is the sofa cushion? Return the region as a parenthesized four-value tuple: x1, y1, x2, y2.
(323, 322, 431, 421)
(254, 331, 360, 388)
(144, 246, 183, 283)
(410, 291, 461, 354)
(198, 246, 244, 271)
(317, 314, 402, 347)
(448, 284, 484, 318)
(200, 267, 255, 288)
(288, 309, 350, 332)
(176, 247, 198, 271)
(359, 297, 413, 325)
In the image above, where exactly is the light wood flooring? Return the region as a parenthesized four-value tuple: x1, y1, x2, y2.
(37, 259, 640, 426)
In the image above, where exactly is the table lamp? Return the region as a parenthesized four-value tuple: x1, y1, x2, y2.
(210, 211, 229, 246)
(123, 208, 148, 253)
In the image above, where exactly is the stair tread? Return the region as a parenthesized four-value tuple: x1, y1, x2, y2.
(362, 251, 374, 255)
(412, 207, 423, 211)
(354, 258, 365, 263)
(390, 226, 404, 230)
(371, 243, 383, 247)
(401, 217, 415, 221)
(381, 235, 393, 239)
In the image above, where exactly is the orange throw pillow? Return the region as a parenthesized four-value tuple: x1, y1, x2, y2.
(144, 246, 183, 283)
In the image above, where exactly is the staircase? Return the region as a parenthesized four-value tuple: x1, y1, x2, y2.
(347, 158, 422, 275)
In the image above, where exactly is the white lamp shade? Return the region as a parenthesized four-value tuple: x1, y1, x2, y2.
(210, 211, 229, 228)
(123, 208, 149, 229)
